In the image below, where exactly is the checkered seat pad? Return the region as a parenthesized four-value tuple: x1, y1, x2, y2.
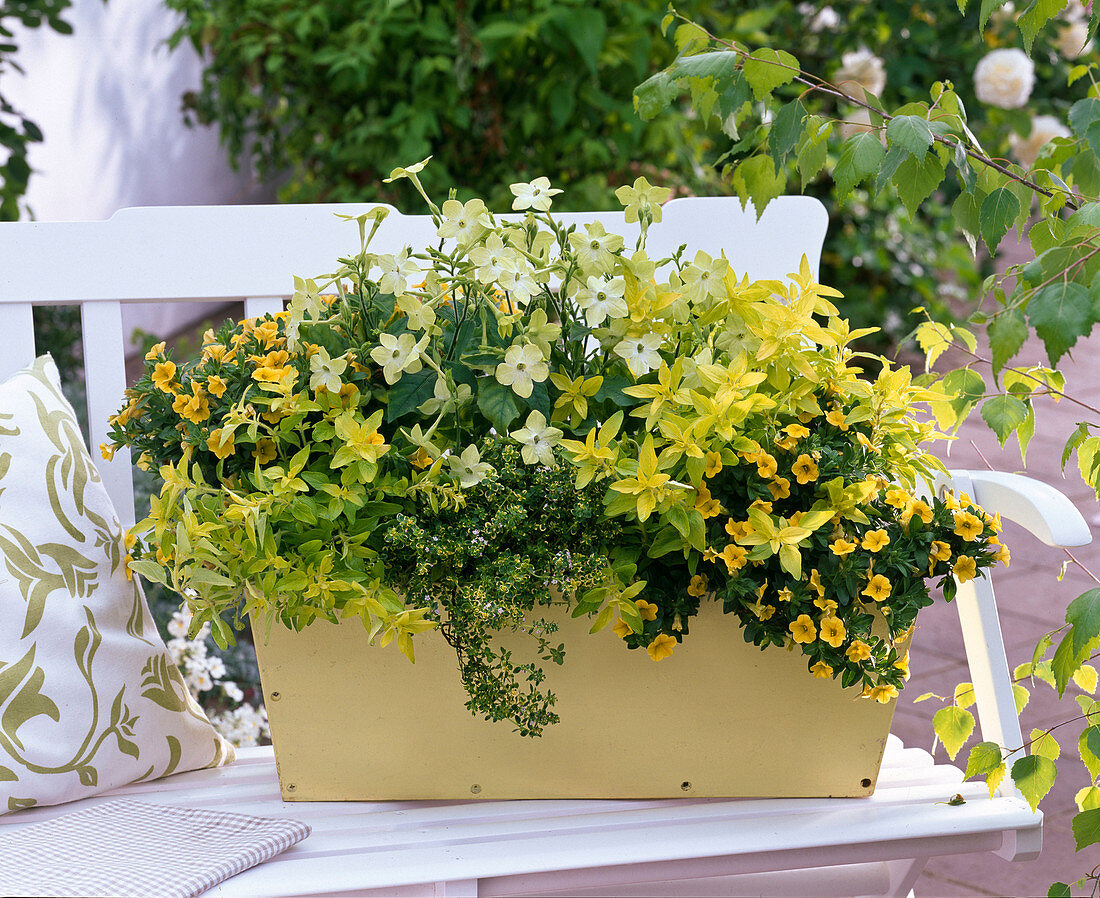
(0, 799, 311, 897)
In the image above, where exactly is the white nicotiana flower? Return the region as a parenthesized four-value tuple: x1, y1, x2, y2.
(509, 176, 562, 211)
(396, 294, 437, 331)
(370, 332, 429, 384)
(1056, 20, 1092, 59)
(495, 342, 549, 398)
(1010, 115, 1072, 168)
(567, 221, 624, 274)
(308, 346, 348, 393)
(509, 410, 563, 467)
(448, 444, 494, 487)
(574, 275, 628, 326)
(377, 249, 421, 296)
(437, 198, 489, 245)
(974, 48, 1035, 110)
(614, 332, 664, 377)
(468, 233, 515, 284)
(680, 251, 727, 305)
(835, 47, 886, 98)
(497, 264, 539, 304)
(419, 376, 472, 415)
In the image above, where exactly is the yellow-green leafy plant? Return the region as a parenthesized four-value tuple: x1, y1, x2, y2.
(108, 160, 1006, 735)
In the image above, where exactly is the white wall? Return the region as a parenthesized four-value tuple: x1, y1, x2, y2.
(7, 0, 275, 345)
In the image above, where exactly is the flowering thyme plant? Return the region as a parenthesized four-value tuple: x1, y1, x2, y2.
(109, 161, 1007, 735)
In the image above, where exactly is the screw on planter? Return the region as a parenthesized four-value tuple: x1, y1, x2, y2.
(286, 783, 297, 793)
(861, 778, 872, 788)
(680, 781, 692, 792)
(470, 784, 482, 794)
(271, 691, 281, 701)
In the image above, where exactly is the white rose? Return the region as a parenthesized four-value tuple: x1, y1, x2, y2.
(797, 2, 839, 33)
(1064, 0, 1088, 23)
(1010, 115, 1071, 168)
(835, 48, 887, 98)
(1056, 20, 1092, 59)
(973, 48, 1035, 110)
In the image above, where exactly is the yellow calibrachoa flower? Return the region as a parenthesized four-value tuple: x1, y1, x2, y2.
(756, 452, 778, 479)
(869, 684, 899, 704)
(647, 633, 677, 661)
(992, 543, 1011, 566)
(687, 574, 709, 597)
(790, 614, 817, 644)
(152, 361, 177, 393)
(704, 450, 723, 477)
(612, 617, 634, 639)
(830, 537, 857, 557)
(952, 555, 978, 582)
(206, 375, 228, 398)
(776, 587, 794, 603)
(861, 529, 890, 552)
(819, 615, 846, 648)
(753, 603, 777, 620)
(206, 428, 236, 460)
(825, 407, 848, 430)
(694, 483, 722, 519)
(814, 597, 839, 614)
(784, 423, 810, 440)
(725, 519, 753, 541)
(846, 640, 872, 662)
(893, 652, 910, 680)
(254, 439, 277, 464)
(811, 660, 833, 679)
(791, 454, 819, 484)
(862, 574, 893, 602)
(808, 568, 825, 598)
(884, 487, 910, 509)
(144, 341, 166, 361)
(768, 476, 792, 500)
(930, 540, 952, 562)
(99, 442, 115, 461)
(636, 599, 658, 621)
(953, 511, 984, 541)
(902, 498, 933, 526)
(718, 543, 748, 572)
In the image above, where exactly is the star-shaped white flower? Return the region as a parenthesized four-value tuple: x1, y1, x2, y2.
(370, 332, 429, 384)
(437, 198, 490, 245)
(574, 275, 628, 326)
(509, 176, 563, 212)
(494, 342, 549, 398)
(377, 249, 421, 296)
(614, 333, 664, 377)
(509, 410, 563, 467)
(448, 444, 494, 488)
(308, 346, 348, 393)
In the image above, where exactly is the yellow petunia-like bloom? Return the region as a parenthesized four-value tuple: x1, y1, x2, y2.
(704, 451, 723, 477)
(206, 428, 236, 460)
(811, 660, 833, 679)
(99, 443, 115, 461)
(152, 360, 177, 393)
(687, 574, 709, 597)
(789, 614, 817, 644)
(725, 519, 754, 541)
(830, 537, 857, 557)
(753, 603, 777, 621)
(784, 423, 810, 440)
(719, 543, 748, 572)
(893, 652, 911, 680)
(953, 510, 984, 541)
(172, 386, 211, 424)
(902, 498, 933, 526)
(808, 568, 826, 598)
(144, 341, 166, 361)
(846, 639, 872, 662)
(791, 454, 819, 484)
(884, 487, 910, 509)
(862, 574, 892, 602)
(929, 540, 952, 562)
(869, 684, 899, 704)
(206, 375, 228, 398)
(819, 615, 846, 648)
(861, 529, 890, 552)
(952, 555, 978, 582)
(612, 617, 634, 639)
(992, 543, 1010, 566)
(776, 587, 794, 603)
(814, 596, 839, 614)
(826, 408, 848, 430)
(636, 599, 658, 621)
(694, 483, 722, 519)
(756, 452, 778, 479)
(768, 476, 792, 501)
(253, 438, 277, 464)
(647, 633, 677, 661)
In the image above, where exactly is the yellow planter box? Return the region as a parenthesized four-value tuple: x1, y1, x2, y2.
(252, 602, 898, 801)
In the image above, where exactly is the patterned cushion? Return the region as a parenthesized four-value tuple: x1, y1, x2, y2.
(0, 356, 234, 813)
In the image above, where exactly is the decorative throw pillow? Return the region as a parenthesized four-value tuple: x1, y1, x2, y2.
(0, 356, 234, 814)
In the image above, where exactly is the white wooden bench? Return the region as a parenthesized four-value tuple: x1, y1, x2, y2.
(0, 198, 1090, 897)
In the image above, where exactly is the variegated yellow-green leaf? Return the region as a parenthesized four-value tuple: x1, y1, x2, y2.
(934, 705, 976, 760)
(1029, 727, 1061, 761)
(1011, 754, 1057, 812)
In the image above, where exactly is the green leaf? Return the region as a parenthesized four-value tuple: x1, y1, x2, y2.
(886, 115, 934, 158)
(476, 380, 520, 432)
(563, 8, 606, 77)
(1080, 727, 1100, 781)
(385, 369, 436, 422)
(1074, 663, 1098, 693)
(980, 394, 1029, 445)
(1049, 883, 1072, 897)
(834, 132, 885, 200)
(1027, 282, 1093, 365)
(965, 741, 1004, 778)
(952, 189, 984, 255)
(979, 0, 1010, 29)
(731, 155, 786, 220)
(1019, 0, 1070, 51)
(1030, 727, 1061, 761)
(1014, 682, 1031, 714)
(1011, 754, 1057, 811)
(769, 99, 806, 168)
(1063, 423, 1091, 473)
(742, 48, 799, 100)
(988, 309, 1028, 375)
(633, 71, 678, 122)
(1067, 588, 1100, 655)
(1070, 97, 1100, 144)
(979, 187, 1021, 254)
(1073, 807, 1100, 850)
(934, 705, 975, 760)
(894, 151, 947, 216)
